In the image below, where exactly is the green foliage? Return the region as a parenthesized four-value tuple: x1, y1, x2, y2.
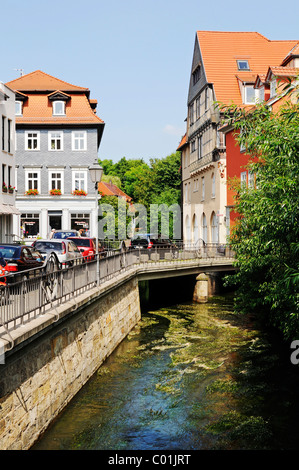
(98, 152, 182, 238)
(221, 95, 299, 340)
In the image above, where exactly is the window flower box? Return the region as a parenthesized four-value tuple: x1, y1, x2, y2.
(50, 188, 62, 196)
(25, 189, 39, 196)
(9, 185, 15, 194)
(72, 189, 87, 196)
(2, 183, 8, 193)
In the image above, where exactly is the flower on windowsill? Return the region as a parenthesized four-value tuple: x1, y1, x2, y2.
(25, 189, 39, 196)
(72, 189, 87, 196)
(2, 183, 8, 192)
(50, 188, 62, 196)
(9, 185, 15, 193)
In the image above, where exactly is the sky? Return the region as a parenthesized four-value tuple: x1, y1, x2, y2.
(1, 0, 299, 163)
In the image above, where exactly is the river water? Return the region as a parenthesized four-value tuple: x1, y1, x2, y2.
(33, 288, 299, 450)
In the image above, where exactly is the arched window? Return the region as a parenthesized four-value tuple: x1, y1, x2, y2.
(192, 214, 199, 244)
(185, 215, 191, 245)
(202, 213, 207, 243)
(211, 212, 218, 243)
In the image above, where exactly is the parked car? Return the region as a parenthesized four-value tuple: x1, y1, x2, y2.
(0, 244, 44, 274)
(52, 230, 79, 239)
(67, 237, 95, 261)
(129, 234, 177, 251)
(32, 239, 83, 268)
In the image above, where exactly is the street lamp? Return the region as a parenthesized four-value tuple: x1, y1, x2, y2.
(89, 159, 103, 285)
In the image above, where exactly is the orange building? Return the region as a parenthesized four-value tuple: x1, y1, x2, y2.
(222, 41, 299, 231)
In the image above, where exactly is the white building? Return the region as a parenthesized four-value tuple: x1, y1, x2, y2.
(0, 82, 19, 243)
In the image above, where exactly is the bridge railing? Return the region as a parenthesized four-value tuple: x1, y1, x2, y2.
(0, 243, 234, 341)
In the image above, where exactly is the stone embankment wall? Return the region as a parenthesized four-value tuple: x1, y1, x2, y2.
(0, 277, 141, 450)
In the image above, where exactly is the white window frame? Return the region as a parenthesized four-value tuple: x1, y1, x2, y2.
(48, 168, 64, 193)
(53, 101, 65, 116)
(241, 171, 247, 188)
(270, 78, 277, 98)
(15, 101, 23, 116)
(48, 131, 64, 151)
(25, 168, 41, 193)
(244, 85, 256, 104)
(72, 168, 88, 192)
(72, 131, 87, 151)
(25, 131, 40, 151)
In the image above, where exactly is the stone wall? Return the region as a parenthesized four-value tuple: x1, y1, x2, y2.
(0, 277, 141, 450)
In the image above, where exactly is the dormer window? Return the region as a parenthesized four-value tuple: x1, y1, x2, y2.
(53, 100, 65, 115)
(192, 65, 201, 85)
(237, 60, 250, 70)
(244, 85, 255, 104)
(270, 78, 277, 98)
(15, 101, 23, 115)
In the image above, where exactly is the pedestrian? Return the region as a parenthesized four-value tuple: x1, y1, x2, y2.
(49, 229, 55, 239)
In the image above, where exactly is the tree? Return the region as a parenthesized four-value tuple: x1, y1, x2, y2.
(222, 94, 299, 340)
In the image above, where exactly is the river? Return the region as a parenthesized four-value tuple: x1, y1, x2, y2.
(32, 285, 299, 450)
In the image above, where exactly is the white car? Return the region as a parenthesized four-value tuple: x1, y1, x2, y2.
(32, 239, 83, 268)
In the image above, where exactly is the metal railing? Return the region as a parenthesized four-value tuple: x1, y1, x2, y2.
(0, 243, 235, 341)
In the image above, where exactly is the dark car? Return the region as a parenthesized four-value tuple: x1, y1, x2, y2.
(129, 234, 177, 251)
(0, 244, 44, 274)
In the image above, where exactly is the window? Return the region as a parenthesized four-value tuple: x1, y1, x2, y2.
(2, 164, 6, 188)
(205, 88, 210, 110)
(248, 171, 255, 188)
(7, 119, 11, 153)
(15, 101, 22, 115)
(72, 170, 87, 192)
(241, 171, 247, 188)
(270, 79, 277, 98)
(192, 66, 201, 85)
(201, 176, 205, 200)
(53, 101, 65, 115)
(49, 171, 63, 192)
(2, 116, 5, 151)
(48, 131, 63, 151)
(211, 173, 215, 198)
(189, 102, 194, 126)
(26, 131, 40, 150)
(191, 139, 196, 153)
(244, 85, 255, 104)
(237, 60, 250, 70)
(72, 131, 87, 150)
(198, 135, 203, 159)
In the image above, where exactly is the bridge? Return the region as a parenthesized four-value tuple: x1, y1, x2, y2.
(0, 243, 235, 355)
(0, 242, 236, 450)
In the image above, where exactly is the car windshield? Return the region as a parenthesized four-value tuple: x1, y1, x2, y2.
(34, 242, 64, 254)
(53, 232, 76, 239)
(0, 246, 19, 258)
(68, 238, 93, 247)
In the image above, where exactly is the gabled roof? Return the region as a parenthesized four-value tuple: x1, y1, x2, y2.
(265, 66, 299, 81)
(196, 31, 299, 104)
(5, 70, 104, 126)
(6, 70, 88, 93)
(98, 181, 132, 202)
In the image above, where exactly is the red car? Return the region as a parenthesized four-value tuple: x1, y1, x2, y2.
(67, 237, 105, 261)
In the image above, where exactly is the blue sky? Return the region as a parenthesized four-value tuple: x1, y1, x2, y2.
(2, 0, 299, 162)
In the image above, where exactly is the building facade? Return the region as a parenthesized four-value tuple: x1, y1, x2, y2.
(5, 70, 105, 240)
(0, 81, 18, 243)
(179, 31, 298, 245)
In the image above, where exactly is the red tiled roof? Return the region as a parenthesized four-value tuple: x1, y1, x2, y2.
(6, 70, 88, 92)
(197, 31, 299, 104)
(98, 181, 132, 202)
(177, 134, 187, 151)
(6, 70, 104, 125)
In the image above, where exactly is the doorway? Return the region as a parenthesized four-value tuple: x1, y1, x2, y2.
(48, 211, 62, 231)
